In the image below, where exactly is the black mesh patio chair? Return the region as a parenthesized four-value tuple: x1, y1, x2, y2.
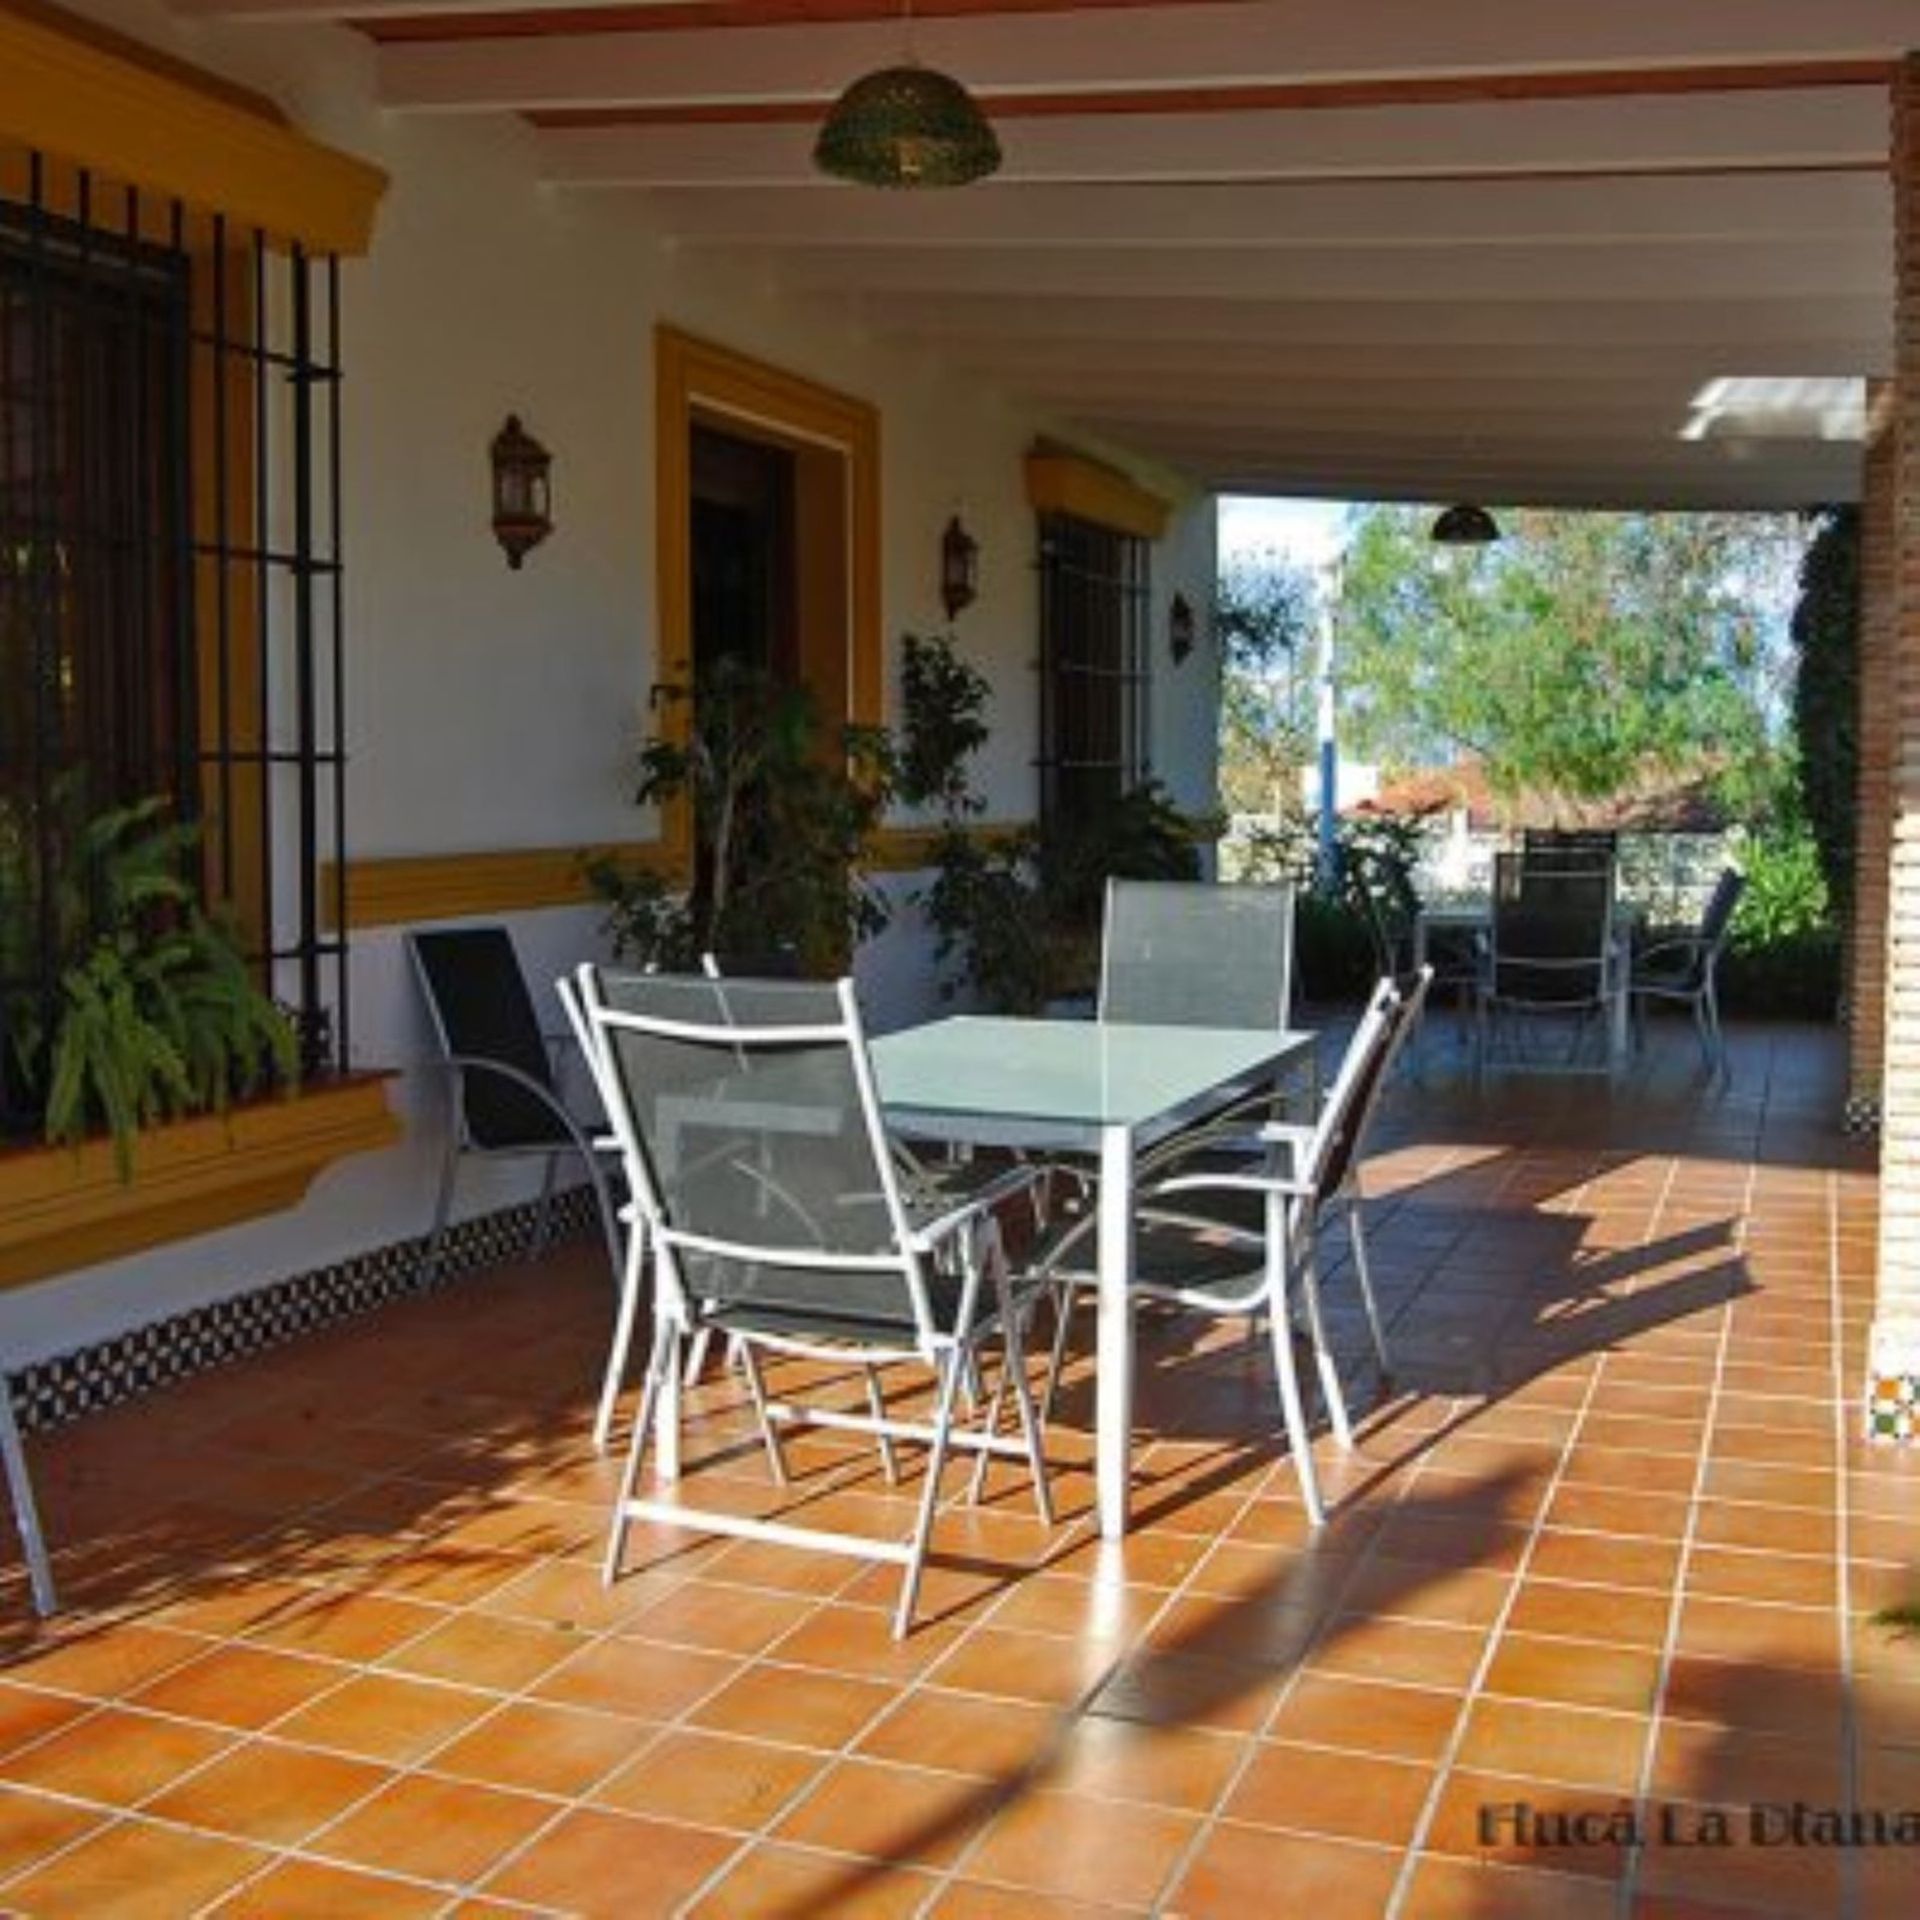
(1631, 867, 1746, 1077)
(1031, 973, 1419, 1525)
(1477, 853, 1619, 1073)
(408, 929, 629, 1436)
(1521, 827, 1618, 873)
(580, 968, 1055, 1638)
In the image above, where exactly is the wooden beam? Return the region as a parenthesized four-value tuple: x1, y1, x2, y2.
(372, 1, 1920, 114)
(0, 6, 387, 254)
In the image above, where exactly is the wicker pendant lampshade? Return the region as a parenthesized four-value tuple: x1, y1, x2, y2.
(814, 62, 1003, 188)
(1430, 502, 1502, 545)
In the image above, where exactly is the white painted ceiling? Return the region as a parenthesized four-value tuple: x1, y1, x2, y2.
(177, 0, 1913, 507)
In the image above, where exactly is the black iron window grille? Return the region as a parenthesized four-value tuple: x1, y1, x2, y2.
(0, 151, 348, 1135)
(1035, 509, 1151, 836)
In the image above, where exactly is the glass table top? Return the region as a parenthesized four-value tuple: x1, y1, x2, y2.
(872, 1015, 1312, 1135)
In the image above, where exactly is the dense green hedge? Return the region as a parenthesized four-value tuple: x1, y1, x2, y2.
(1791, 506, 1860, 919)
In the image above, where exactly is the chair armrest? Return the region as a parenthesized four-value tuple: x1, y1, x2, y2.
(427, 1054, 599, 1157)
(907, 1163, 1047, 1253)
(1633, 935, 1708, 969)
(1255, 1120, 1314, 1160)
(1146, 1170, 1314, 1202)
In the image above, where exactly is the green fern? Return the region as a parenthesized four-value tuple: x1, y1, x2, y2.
(6, 786, 299, 1177)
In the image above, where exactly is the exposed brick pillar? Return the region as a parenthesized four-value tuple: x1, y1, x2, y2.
(1870, 56, 1920, 1440)
(1848, 390, 1897, 1131)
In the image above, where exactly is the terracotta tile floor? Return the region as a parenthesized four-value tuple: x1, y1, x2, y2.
(1, 1017, 1916, 1917)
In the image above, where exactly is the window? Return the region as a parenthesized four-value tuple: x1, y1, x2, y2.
(0, 153, 348, 1131)
(1036, 510, 1150, 836)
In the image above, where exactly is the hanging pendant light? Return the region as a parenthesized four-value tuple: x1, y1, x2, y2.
(1431, 502, 1502, 545)
(813, 1, 1001, 188)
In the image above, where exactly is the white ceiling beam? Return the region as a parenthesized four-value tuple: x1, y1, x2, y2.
(773, 237, 1885, 303)
(536, 88, 1883, 186)
(374, 1, 1919, 112)
(1105, 420, 1862, 466)
(1203, 463, 1854, 509)
(1013, 379, 1801, 423)
(934, 339, 1875, 383)
(861, 291, 1891, 353)
(633, 172, 1887, 249)
(877, 304, 1893, 357)
(1065, 395, 1859, 444)
(1111, 431, 1862, 496)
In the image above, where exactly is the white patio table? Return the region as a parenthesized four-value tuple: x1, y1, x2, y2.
(872, 1015, 1315, 1541)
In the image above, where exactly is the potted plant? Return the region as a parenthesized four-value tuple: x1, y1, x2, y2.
(586, 653, 897, 974)
(2, 786, 298, 1178)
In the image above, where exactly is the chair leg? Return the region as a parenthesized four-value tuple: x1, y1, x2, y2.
(862, 1366, 901, 1486)
(580, 1147, 626, 1295)
(0, 1382, 54, 1618)
(592, 1220, 648, 1453)
(528, 1154, 562, 1261)
(1267, 1281, 1326, 1528)
(737, 1341, 788, 1487)
(418, 1134, 460, 1287)
(966, 1340, 1012, 1506)
(1346, 1203, 1393, 1395)
(685, 1327, 713, 1383)
(1299, 1237, 1354, 1451)
(997, 1274, 1053, 1528)
(1705, 978, 1727, 1080)
(893, 1347, 968, 1638)
(1039, 1280, 1078, 1425)
(603, 1321, 674, 1585)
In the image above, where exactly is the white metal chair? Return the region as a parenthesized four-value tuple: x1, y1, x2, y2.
(552, 973, 649, 1452)
(1033, 973, 1421, 1525)
(580, 967, 1055, 1638)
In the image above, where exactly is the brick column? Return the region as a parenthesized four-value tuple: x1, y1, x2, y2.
(1870, 56, 1920, 1440)
(1848, 391, 1897, 1130)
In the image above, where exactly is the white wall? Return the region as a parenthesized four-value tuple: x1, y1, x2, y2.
(0, 3, 1217, 1365)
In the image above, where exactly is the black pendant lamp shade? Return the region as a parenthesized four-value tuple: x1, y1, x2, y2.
(813, 64, 1003, 188)
(1431, 502, 1502, 545)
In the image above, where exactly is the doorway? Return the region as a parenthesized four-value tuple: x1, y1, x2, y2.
(655, 329, 881, 878)
(689, 420, 797, 683)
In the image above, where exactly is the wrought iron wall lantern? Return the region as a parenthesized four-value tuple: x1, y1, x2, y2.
(940, 514, 979, 620)
(490, 414, 553, 569)
(1168, 591, 1197, 665)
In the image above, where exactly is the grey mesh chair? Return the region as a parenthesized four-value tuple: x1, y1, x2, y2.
(1101, 879, 1295, 1030)
(1097, 876, 1308, 1134)
(1631, 867, 1746, 1076)
(1477, 853, 1618, 1072)
(1032, 974, 1417, 1525)
(579, 968, 1054, 1638)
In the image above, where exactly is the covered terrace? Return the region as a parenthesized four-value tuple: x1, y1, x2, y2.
(1, 2, 1918, 1915)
